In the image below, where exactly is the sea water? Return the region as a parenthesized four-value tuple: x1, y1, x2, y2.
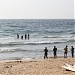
(0, 19, 75, 60)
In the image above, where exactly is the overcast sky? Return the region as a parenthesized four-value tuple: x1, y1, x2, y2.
(0, 0, 74, 19)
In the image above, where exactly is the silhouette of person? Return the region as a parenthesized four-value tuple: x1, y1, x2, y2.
(64, 45, 68, 58)
(71, 46, 74, 58)
(21, 35, 23, 40)
(17, 34, 19, 39)
(44, 47, 48, 59)
(28, 34, 30, 40)
(25, 34, 27, 40)
(53, 46, 57, 58)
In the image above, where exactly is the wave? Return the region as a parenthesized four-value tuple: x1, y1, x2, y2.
(67, 39, 75, 43)
(0, 41, 66, 47)
(42, 35, 74, 38)
(0, 48, 32, 53)
(71, 32, 75, 34)
(0, 34, 74, 47)
(45, 31, 64, 34)
(0, 47, 43, 53)
(0, 38, 74, 46)
(0, 48, 16, 53)
(45, 30, 73, 34)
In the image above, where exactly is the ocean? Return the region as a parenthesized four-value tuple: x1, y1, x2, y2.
(0, 19, 75, 60)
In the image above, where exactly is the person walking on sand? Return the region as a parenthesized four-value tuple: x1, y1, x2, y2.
(71, 46, 74, 58)
(44, 47, 48, 59)
(53, 46, 57, 58)
(64, 45, 68, 58)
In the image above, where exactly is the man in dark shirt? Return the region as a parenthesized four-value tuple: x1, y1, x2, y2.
(53, 46, 57, 58)
(44, 47, 48, 59)
(17, 34, 19, 39)
(28, 34, 30, 40)
(71, 46, 74, 58)
(25, 34, 27, 40)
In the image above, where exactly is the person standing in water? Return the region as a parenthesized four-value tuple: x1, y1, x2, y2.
(53, 46, 57, 58)
(21, 35, 23, 40)
(71, 46, 74, 58)
(28, 34, 30, 40)
(44, 47, 48, 59)
(64, 45, 68, 58)
(25, 34, 27, 40)
(17, 34, 19, 39)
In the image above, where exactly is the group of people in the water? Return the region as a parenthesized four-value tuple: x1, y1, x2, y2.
(17, 34, 30, 40)
(17, 34, 74, 59)
(44, 45, 74, 59)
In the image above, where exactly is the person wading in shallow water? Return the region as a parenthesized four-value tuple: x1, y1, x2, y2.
(17, 34, 19, 39)
(71, 46, 74, 58)
(25, 34, 27, 40)
(44, 47, 48, 59)
(21, 35, 23, 40)
(53, 46, 57, 58)
(28, 34, 30, 40)
(64, 45, 68, 58)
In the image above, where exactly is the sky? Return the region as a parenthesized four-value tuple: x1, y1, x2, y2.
(0, 0, 74, 19)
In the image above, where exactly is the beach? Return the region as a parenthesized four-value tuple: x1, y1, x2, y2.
(0, 57, 75, 75)
(0, 19, 74, 75)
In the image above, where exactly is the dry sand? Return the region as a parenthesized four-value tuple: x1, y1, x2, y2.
(0, 58, 75, 75)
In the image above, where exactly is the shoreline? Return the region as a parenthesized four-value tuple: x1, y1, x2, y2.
(0, 56, 74, 62)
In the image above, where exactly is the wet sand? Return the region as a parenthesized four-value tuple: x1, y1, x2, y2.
(0, 58, 75, 75)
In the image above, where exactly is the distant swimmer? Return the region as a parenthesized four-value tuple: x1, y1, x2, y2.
(28, 34, 30, 40)
(21, 35, 23, 40)
(17, 34, 19, 39)
(25, 34, 27, 40)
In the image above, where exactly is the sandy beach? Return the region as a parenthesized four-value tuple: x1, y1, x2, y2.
(0, 58, 75, 75)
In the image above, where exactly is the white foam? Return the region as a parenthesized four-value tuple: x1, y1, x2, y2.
(0, 48, 16, 53)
